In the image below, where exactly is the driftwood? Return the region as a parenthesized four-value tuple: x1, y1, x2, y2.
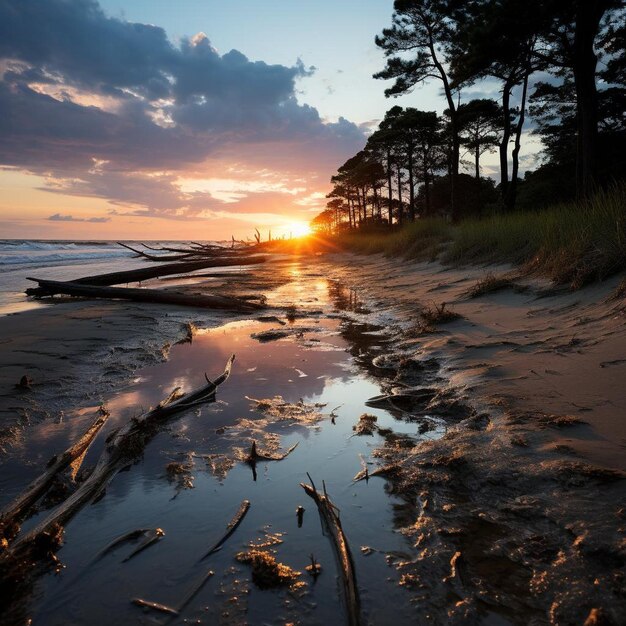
(25, 256, 267, 297)
(245, 440, 299, 481)
(245, 440, 299, 463)
(136, 501, 252, 618)
(117, 241, 195, 262)
(200, 499, 251, 560)
(131, 569, 215, 618)
(132, 597, 180, 616)
(5, 355, 235, 557)
(0, 408, 109, 539)
(90, 528, 165, 563)
(119, 242, 239, 261)
(26, 279, 265, 312)
(301, 476, 360, 626)
(141, 243, 230, 255)
(128, 497, 248, 620)
(352, 463, 400, 483)
(122, 528, 165, 562)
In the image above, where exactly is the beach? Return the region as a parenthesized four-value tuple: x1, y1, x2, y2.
(0, 245, 625, 625)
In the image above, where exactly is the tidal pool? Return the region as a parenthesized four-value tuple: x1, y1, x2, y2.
(17, 281, 443, 625)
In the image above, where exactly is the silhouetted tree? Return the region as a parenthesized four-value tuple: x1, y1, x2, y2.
(375, 0, 463, 220)
(450, 0, 544, 209)
(457, 99, 503, 180)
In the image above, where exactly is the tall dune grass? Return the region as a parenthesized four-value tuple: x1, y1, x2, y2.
(336, 183, 626, 287)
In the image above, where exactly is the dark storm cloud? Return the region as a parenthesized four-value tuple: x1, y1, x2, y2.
(0, 0, 364, 213)
(0, 82, 210, 171)
(0, 0, 175, 98)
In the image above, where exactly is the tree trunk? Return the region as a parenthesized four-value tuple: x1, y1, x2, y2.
(500, 78, 513, 206)
(386, 148, 393, 226)
(373, 185, 381, 220)
(429, 35, 459, 220)
(25, 256, 267, 298)
(396, 166, 403, 225)
(573, 0, 603, 197)
(450, 114, 460, 221)
(475, 140, 480, 180)
(508, 69, 530, 210)
(407, 145, 415, 222)
(423, 153, 431, 216)
(28, 279, 265, 312)
(356, 188, 363, 225)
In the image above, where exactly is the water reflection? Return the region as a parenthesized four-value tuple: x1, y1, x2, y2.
(20, 277, 435, 625)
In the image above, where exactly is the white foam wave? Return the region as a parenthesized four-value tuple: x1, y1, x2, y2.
(0, 250, 130, 266)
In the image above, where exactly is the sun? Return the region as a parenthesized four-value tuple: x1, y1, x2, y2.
(286, 221, 312, 238)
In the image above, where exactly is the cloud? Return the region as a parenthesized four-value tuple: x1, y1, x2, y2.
(48, 213, 111, 223)
(0, 0, 364, 223)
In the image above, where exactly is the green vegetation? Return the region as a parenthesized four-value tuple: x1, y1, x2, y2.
(333, 184, 626, 288)
(311, 1, 626, 270)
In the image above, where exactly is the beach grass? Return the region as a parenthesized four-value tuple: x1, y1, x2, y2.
(334, 183, 626, 288)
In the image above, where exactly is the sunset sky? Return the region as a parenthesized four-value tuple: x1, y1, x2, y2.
(0, 0, 533, 241)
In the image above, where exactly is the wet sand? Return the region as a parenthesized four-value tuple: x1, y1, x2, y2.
(323, 255, 626, 471)
(0, 253, 625, 625)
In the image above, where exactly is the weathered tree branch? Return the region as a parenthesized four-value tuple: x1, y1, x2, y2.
(301, 477, 361, 626)
(26, 279, 265, 312)
(0, 409, 109, 539)
(5, 355, 235, 557)
(26, 255, 267, 298)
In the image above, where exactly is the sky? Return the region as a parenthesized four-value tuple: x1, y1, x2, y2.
(0, 0, 536, 241)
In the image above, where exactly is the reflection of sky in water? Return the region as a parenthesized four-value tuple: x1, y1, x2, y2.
(106, 318, 351, 426)
(22, 281, 436, 625)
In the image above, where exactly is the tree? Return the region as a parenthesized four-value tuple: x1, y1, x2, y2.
(450, 0, 544, 209)
(457, 99, 502, 180)
(375, 0, 463, 220)
(514, 0, 624, 196)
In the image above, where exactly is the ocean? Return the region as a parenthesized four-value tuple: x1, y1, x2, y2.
(0, 240, 185, 315)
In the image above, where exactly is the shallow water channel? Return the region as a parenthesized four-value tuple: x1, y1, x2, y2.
(23, 279, 444, 625)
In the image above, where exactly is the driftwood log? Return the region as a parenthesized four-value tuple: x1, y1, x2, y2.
(5, 355, 235, 556)
(128, 500, 251, 618)
(117, 241, 195, 262)
(26, 279, 265, 312)
(0, 409, 109, 540)
(200, 499, 251, 560)
(118, 242, 243, 262)
(25, 256, 267, 297)
(301, 476, 361, 626)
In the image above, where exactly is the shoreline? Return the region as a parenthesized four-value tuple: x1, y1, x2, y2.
(1, 252, 625, 623)
(320, 253, 626, 471)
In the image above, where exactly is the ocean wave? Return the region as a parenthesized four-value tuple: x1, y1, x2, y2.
(0, 240, 116, 251)
(0, 250, 131, 266)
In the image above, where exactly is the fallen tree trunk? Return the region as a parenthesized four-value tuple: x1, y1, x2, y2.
(26, 256, 267, 297)
(6, 355, 235, 555)
(117, 242, 196, 262)
(301, 477, 361, 626)
(26, 279, 265, 312)
(0, 409, 109, 540)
